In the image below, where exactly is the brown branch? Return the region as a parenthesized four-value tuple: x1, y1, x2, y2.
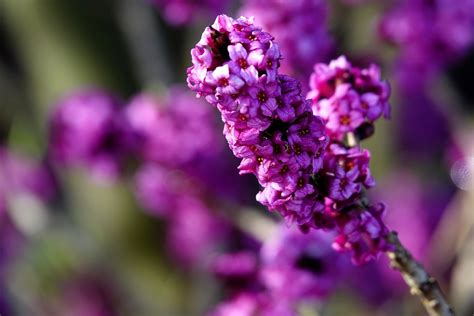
(385, 231, 455, 316)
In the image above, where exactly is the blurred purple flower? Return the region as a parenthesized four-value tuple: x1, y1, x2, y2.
(379, 0, 474, 71)
(0, 148, 56, 202)
(124, 86, 220, 167)
(239, 0, 333, 79)
(133, 163, 196, 217)
(260, 226, 346, 300)
(209, 292, 297, 316)
(0, 148, 57, 313)
(166, 195, 230, 266)
(393, 66, 453, 158)
(48, 89, 129, 181)
(150, 0, 230, 26)
(209, 226, 348, 315)
(134, 163, 229, 266)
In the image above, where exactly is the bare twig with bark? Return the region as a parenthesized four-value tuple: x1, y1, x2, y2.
(386, 231, 455, 316)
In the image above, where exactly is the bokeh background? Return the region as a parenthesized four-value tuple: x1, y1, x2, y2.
(0, 0, 473, 315)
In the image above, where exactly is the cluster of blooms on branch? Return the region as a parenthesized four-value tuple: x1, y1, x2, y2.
(187, 14, 392, 264)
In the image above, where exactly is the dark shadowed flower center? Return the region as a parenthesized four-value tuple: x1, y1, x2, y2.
(257, 91, 268, 103)
(297, 178, 305, 188)
(209, 26, 231, 61)
(296, 254, 325, 275)
(219, 78, 229, 87)
(294, 144, 302, 155)
(239, 58, 248, 69)
(339, 114, 351, 125)
(299, 128, 309, 136)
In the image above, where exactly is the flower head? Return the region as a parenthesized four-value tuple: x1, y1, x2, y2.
(188, 15, 328, 225)
(188, 15, 391, 264)
(308, 56, 391, 139)
(261, 226, 347, 300)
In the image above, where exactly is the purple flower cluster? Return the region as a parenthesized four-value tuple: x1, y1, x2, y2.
(379, 0, 474, 72)
(377, 0, 471, 158)
(124, 88, 256, 204)
(134, 163, 229, 265)
(307, 56, 391, 140)
(239, 0, 333, 78)
(150, 0, 230, 26)
(0, 148, 57, 204)
(188, 15, 392, 264)
(260, 227, 346, 300)
(48, 86, 222, 182)
(210, 292, 294, 316)
(209, 227, 347, 316)
(306, 57, 392, 263)
(188, 15, 328, 226)
(48, 89, 129, 181)
(124, 87, 220, 166)
(48, 86, 249, 266)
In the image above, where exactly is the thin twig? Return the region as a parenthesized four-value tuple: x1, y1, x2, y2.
(385, 231, 455, 316)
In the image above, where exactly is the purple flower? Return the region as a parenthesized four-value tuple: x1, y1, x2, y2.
(323, 143, 375, 202)
(228, 43, 263, 83)
(48, 89, 129, 181)
(0, 148, 56, 310)
(167, 195, 229, 266)
(133, 163, 196, 217)
(188, 15, 391, 263)
(209, 292, 297, 316)
(124, 86, 220, 166)
(0, 147, 57, 202)
(206, 65, 246, 95)
(260, 226, 347, 300)
(332, 203, 389, 265)
(134, 163, 229, 266)
(308, 56, 391, 139)
(328, 167, 361, 201)
(187, 15, 328, 225)
(379, 0, 474, 70)
(212, 251, 259, 280)
(247, 78, 280, 117)
(150, 0, 230, 26)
